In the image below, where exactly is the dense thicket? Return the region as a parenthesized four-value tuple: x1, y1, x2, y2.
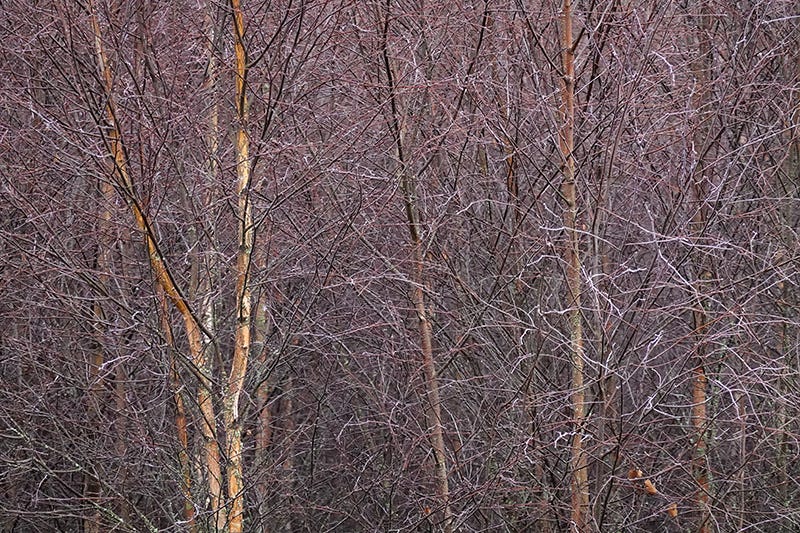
(1, 1, 798, 531)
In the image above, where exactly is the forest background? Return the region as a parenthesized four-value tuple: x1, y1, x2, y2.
(1, 0, 798, 531)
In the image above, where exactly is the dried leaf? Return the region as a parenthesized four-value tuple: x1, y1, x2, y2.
(667, 502, 678, 518)
(628, 469, 643, 479)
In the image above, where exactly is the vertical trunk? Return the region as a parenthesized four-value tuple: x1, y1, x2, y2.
(591, 169, 613, 517)
(198, 3, 225, 528)
(280, 375, 296, 533)
(253, 280, 274, 532)
(198, 0, 221, 374)
(379, 3, 453, 529)
(204, 19, 220, 343)
(689, 3, 713, 531)
(559, 1, 588, 531)
(113, 356, 129, 524)
(84, 181, 113, 533)
(775, 128, 798, 526)
(114, 233, 134, 527)
(157, 283, 196, 530)
(84, 4, 118, 527)
(690, 305, 710, 533)
(776, 290, 791, 508)
(87, 2, 225, 528)
(407, 226, 454, 533)
(227, 1, 255, 531)
(735, 390, 746, 531)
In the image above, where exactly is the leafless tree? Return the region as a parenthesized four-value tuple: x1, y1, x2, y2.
(1, 1, 797, 532)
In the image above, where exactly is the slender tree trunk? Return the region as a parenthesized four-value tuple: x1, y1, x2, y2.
(559, 1, 589, 531)
(253, 294, 274, 532)
(281, 374, 296, 533)
(775, 288, 791, 512)
(195, 0, 221, 371)
(690, 303, 710, 533)
(689, 3, 713, 530)
(591, 169, 613, 519)
(407, 225, 454, 533)
(84, 180, 113, 533)
(200, 0, 220, 354)
(193, 6, 228, 528)
(227, 1, 255, 531)
(198, 1, 225, 528)
(378, 4, 453, 529)
(84, 4, 119, 527)
(157, 283, 196, 530)
(87, 3, 225, 528)
(113, 352, 129, 525)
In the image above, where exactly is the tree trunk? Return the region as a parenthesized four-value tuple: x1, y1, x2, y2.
(689, 2, 713, 530)
(84, 181, 112, 533)
(157, 283, 196, 530)
(559, 1, 589, 531)
(408, 231, 454, 533)
(253, 279, 275, 532)
(379, 3, 453, 529)
(226, 1, 255, 531)
(87, 2, 225, 528)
